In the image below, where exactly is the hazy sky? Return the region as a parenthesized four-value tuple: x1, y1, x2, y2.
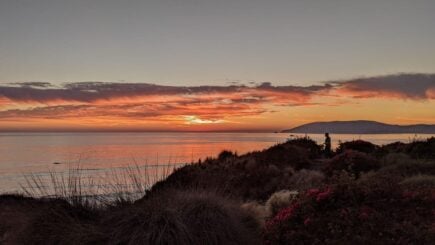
(1, 0, 435, 85)
(0, 0, 434, 131)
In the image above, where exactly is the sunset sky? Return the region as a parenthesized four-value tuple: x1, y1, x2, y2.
(0, 0, 434, 131)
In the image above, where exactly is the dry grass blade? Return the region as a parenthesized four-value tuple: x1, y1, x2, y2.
(20, 162, 176, 207)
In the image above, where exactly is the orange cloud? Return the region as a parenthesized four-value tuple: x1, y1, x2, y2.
(0, 81, 329, 123)
(0, 73, 434, 131)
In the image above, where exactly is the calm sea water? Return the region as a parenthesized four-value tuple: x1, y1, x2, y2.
(0, 132, 433, 193)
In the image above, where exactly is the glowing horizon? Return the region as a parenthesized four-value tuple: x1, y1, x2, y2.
(0, 73, 434, 132)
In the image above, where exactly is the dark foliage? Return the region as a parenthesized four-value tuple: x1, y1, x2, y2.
(405, 137, 435, 159)
(146, 160, 294, 201)
(0, 195, 102, 244)
(336, 140, 378, 154)
(380, 137, 435, 159)
(1, 191, 260, 245)
(324, 150, 380, 177)
(263, 176, 435, 244)
(218, 150, 237, 160)
(104, 190, 260, 245)
(286, 137, 322, 158)
(255, 143, 313, 170)
(147, 141, 315, 201)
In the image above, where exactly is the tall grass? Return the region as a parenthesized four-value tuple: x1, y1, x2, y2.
(20, 163, 175, 207)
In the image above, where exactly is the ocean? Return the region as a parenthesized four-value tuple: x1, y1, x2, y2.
(0, 132, 433, 193)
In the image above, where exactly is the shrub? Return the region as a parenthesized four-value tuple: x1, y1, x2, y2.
(336, 140, 378, 154)
(380, 141, 407, 154)
(399, 174, 435, 189)
(406, 137, 435, 159)
(218, 150, 236, 160)
(325, 150, 380, 177)
(258, 144, 312, 170)
(147, 154, 308, 201)
(265, 190, 299, 217)
(0, 195, 102, 245)
(286, 137, 322, 158)
(263, 180, 435, 244)
(2, 190, 262, 245)
(241, 190, 299, 228)
(379, 160, 435, 178)
(0, 195, 41, 244)
(146, 139, 317, 201)
(381, 138, 435, 159)
(103, 190, 261, 245)
(241, 201, 268, 227)
(287, 170, 325, 191)
(380, 152, 413, 167)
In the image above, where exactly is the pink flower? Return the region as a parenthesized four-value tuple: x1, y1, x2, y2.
(304, 217, 312, 226)
(316, 187, 333, 202)
(307, 188, 320, 197)
(402, 191, 416, 199)
(275, 205, 297, 221)
(359, 211, 369, 220)
(359, 206, 374, 220)
(340, 208, 349, 217)
(266, 203, 300, 229)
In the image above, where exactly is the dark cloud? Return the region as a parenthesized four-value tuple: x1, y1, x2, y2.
(8, 82, 54, 88)
(0, 80, 331, 121)
(333, 73, 435, 99)
(0, 73, 433, 122)
(0, 81, 329, 104)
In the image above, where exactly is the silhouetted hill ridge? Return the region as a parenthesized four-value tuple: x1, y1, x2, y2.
(282, 120, 435, 134)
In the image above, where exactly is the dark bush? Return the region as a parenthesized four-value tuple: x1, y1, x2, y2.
(257, 143, 312, 170)
(325, 150, 380, 177)
(336, 140, 378, 154)
(399, 175, 435, 189)
(406, 137, 435, 159)
(146, 160, 298, 201)
(146, 141, 314, 201)
(380, 141, 408, 154)
(286, 137, 322, 158)
(378, 160, 435, 179)
(381, 137, 435, 159)
(104, 190, 261, 245)
(0, 195, 102, 245)
(2, 191, 261, 245)
(287, 170, 325, 191)
(263, 179, 435, 244)
(218, 150, 236, 160)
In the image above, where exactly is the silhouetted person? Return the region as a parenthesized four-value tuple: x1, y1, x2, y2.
(324, 133, 331, 157)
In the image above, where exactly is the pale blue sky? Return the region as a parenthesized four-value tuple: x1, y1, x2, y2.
(1, 0, 435, 86)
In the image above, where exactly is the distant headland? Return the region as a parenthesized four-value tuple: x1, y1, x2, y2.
(282, 120, 435, 134)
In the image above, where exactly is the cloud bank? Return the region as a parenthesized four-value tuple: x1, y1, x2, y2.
(333, 73, 435, 100)
(0, 81, 331, 120)
(0, 73, 433, 128)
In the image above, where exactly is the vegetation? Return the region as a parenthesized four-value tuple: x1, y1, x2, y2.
(1, 137, 434, 244)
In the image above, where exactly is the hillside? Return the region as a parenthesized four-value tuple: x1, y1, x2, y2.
(282, 120, 435, 134)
